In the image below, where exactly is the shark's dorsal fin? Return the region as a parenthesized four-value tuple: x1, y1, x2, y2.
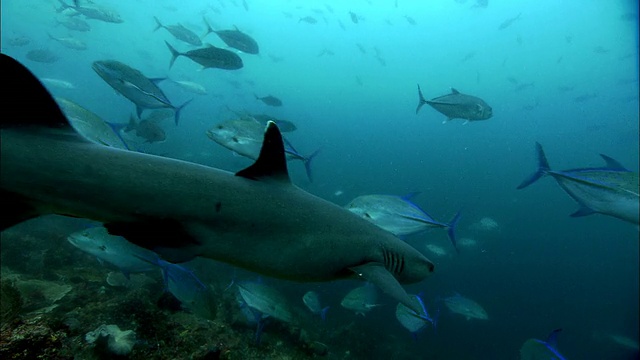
(1, 53, 70, 130)
(236, 121, 291, 183)
(450, 88, 460, 95)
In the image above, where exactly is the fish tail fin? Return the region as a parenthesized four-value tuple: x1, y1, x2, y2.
(415, 84, 428, 114)
(202, 16, 215, 37)
(303, 147, 322, 183)
(165, 41, 181, 69)
(55, 0, 70, 12)
(104, 121, 131, 150)
(320, 306, 330, 321)
(173, 98, 193, 126)
(153, 16, 163, 32)
(546, 328, 562, 349)
(124, 114, 137, 132)
(517, 142, 551, 189)
(446, 211, 462, 254)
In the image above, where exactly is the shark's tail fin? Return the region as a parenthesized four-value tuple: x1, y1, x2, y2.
(415, 84, 428, 114)
(517, 142, 551, 189)
(446, 211, 462, 254)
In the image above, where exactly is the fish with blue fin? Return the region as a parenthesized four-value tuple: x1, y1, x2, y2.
(519, 328, 567, 360)
(346, 193, 461, 252)
(518, 142, 639, 225)
(395, 293, 437, 339)
(302, 290, 329, 320)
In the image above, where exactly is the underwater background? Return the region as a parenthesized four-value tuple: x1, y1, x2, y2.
(1, 0, 638, 359)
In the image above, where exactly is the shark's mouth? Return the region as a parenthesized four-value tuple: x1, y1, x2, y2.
(382, 248, 405, 276)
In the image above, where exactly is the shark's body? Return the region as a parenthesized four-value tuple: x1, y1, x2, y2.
(0, 54, 434, 315)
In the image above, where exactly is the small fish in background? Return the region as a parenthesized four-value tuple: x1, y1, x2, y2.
(56, 0, 123, 24)
(165, 41, 244, 71)
(573, 93, 597, 102)
(403, 15, 416, 25)
(317, 48, 334, 57)
(517, 142, 639, 225)
(203, 19, 260, 55)
(42, 78, 75, 90)
(242, 0, 249, 11)
(67, 225, 160, 278)
(415, 84, 492, 123)
(356, 43, 367, 54)
(519, 329, 567, 360)
(8, 35, 31, 46)
(56, 16, 91, 32)
(26, 49, 58, 63)
(395, 294, 436, 339)
(441, 293, 488, 320)
(460, 51, 475, 62)
(153, 16, 202, 46)
(513, 82, 534, 92)
(237, 281, 295, 325)
(121, 112, 167, 144)
(47, 33, 87, 50)
(498, 12, 521, 30)
(345, 193, 461, 252)
(341, 283, 381, 316)
(302, 291, 330, 320)
(349, 11, 360, 24)
(299, 16, 318, 24)
(169, 79, 207, 95)
(593, 46, 609, 54)
(254, 94, 282, 107)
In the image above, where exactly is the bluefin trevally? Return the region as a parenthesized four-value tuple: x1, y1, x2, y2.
(302, 290, 329, 320)
(395, 294, 436, 337)
(55, 97, 129, 149)
(345, 193, 461, 252)
(1, 53, 434, 318)
(340, 283, 381, 316)
(92, 60, 191, 125)
(165, 41, 243, 71)
(517, 142, 639, 225)
(237, 281, 294, 324)
(415, 84, 492, 123)
(206, 116, 320, 182)
(519, 329, 567, 360)
(255, 94, 283, 107)
(67, 225, 160, 278)
(442, 293, 488, 320)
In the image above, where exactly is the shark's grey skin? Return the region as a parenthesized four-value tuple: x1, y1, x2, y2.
(0, 54, 434, 315)
(415, 84, 492, 123)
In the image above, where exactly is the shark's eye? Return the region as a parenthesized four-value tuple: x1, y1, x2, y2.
(99, 245, 107, 251)
(364, 213, 371, 218)
(232, 136, 239, 143)
(217, 125, 224, 129)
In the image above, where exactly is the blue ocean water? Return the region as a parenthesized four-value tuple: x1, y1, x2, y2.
(1, 0, 638, 359)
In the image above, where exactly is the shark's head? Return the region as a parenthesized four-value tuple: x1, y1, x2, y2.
(380, 243, 434, 284)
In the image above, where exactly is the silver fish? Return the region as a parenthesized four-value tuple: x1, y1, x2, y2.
(416, 84, 492, 123)
(340, 283, 381, 316)
(154, 17, 202, 46)
(442, 293, 488, 320)
(518, 142, 639, 225)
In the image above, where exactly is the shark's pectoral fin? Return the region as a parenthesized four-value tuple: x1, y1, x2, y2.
(349, 263, 423, 315)
(104, 219, 201, 263)
(235, 121, 291, 183)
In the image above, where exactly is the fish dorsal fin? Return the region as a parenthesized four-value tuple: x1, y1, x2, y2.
(1, 53, 70, 130)
(599, 154, 629, 171)
(546, 328, 562, 349)
(450, 88, 460, 95)
(236, 121, 291, 183)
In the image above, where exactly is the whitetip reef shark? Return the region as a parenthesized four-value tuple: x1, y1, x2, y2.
(0, 54, 435, 316)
